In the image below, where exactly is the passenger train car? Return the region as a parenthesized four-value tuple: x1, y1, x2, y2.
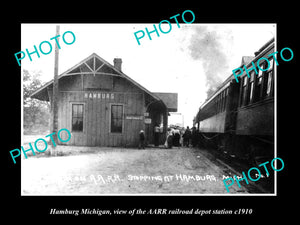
(194, 38, 275, 164)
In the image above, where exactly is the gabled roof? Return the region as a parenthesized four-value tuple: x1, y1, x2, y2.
(30, 53, 161, 102)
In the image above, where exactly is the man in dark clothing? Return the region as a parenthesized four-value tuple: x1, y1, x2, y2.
(139, 130, 145, 149)
(167, 132, 173, 149)
(173, 129, 180, 147)
(183, 126, 191, 147)
(191, 126, 198, 147)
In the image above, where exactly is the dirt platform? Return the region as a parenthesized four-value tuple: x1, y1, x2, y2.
(21, 146, 255, 195)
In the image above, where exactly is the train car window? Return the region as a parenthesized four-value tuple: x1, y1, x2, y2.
(222, 90, 226, 112)
(209, 100, 214, 117)
(215, 95, 218, 114)
(257, 66, 263, 84)
(241, 76, 248, 106)
(266, 58, 274, 97)
(249, 72, 255, 103)
(220, 93, 222, 112)
(220, 92, 223, 112)
(223, 89, 227, 111)
(219, 93, 222, 113)
(218, 93, 221, 112)
(268, 58, 274, 71)
(266, 72, 273, 96)
(217, 94, 220, 113)
(254, 63, 264, 102)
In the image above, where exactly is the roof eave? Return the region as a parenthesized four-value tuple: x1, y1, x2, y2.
(30, 53, 161, 103)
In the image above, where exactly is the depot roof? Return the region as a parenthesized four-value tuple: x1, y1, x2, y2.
(30, 53, 178, 112)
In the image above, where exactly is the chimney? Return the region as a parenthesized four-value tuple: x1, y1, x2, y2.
(113, 58, 122, 71)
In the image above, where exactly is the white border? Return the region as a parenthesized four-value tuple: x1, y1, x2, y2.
(21, 23, 277, 196)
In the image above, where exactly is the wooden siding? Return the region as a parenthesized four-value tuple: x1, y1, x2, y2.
(31, 53, 173, 148)
(57, 91, 145, 147)
(54, 74, 148, 147)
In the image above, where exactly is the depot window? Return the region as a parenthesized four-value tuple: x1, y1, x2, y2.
(72, 104, 84, 132)
(111, 104, 123, 133)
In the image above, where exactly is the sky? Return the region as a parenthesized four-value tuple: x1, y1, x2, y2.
(21, 23, 275, 127)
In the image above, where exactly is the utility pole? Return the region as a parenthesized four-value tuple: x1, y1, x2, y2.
(51, 25, 60, 155)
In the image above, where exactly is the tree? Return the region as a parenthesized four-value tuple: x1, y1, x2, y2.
(23, 69, 50, 134)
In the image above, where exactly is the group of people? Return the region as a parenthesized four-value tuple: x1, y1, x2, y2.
(165, 126, 199, 149)
(138, 126, 200, 149)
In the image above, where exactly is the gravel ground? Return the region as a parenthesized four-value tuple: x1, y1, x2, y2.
(21, 146, 253, 195)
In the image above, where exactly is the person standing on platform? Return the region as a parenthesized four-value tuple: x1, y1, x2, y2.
(191, 126, 198, 147)
(183, 126, 192, 147)
(154, 124, 160, 147)
(164, 128, 173, 149)
(139, 130, 145, 149)
(173, 128, 181, 147)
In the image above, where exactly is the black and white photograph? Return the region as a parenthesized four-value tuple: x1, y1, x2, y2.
(5, 5, 296, 219)
(20, 23, 277, 196)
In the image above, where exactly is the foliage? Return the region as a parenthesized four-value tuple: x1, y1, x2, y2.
(23, 69, 50, 134)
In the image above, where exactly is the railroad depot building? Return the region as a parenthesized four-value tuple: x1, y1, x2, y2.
(31, 53, 177, 147)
